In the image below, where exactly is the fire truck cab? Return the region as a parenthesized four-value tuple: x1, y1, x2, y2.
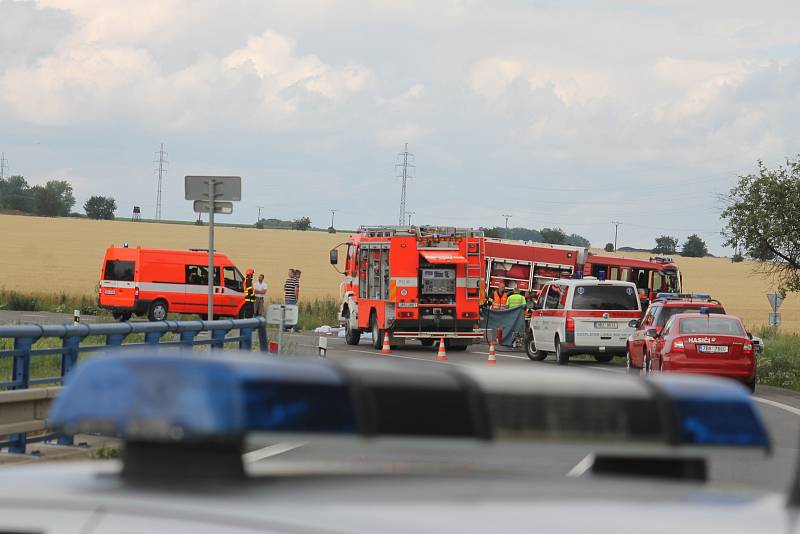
(330, 226, 485, 350)
(584, 255, 681, 309)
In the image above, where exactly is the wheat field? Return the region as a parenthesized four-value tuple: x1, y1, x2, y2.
(0, 214, 796, 331)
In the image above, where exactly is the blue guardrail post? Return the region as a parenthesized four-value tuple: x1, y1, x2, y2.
(10, 335, 35, 453)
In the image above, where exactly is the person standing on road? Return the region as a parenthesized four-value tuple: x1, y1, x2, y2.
(253, 273, 267, 316)
(242, 267, 256, 318)
(283, 269, 300, 331)
(506, 288, 526, 308)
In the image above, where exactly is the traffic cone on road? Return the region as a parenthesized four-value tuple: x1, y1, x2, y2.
(381, 331, 391, 354)
(436, 338, 448, 361)
(487, 341, 497, 366)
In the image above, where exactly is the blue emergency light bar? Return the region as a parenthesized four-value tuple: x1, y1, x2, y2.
(50, 353, 770, 455)
(656, 293, 711, 300)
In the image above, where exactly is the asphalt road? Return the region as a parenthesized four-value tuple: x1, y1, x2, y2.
(268, 333, 800, 494)
(0, 309, 102, 325)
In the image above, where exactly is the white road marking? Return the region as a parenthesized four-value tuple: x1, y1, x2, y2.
(753, 396, 800, 417)
(566, 453, 595, 477)
(583, 365, 622, 373)
(349, 349, 468, 366)
(474, 351, 528, 360)
(243, 442, 307, 463)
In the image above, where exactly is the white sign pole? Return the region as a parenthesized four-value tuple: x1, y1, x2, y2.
(208, 178, 215, 320)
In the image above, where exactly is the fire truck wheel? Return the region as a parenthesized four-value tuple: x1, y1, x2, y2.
(370, 313, 383, 350)
(555, 337, 568, 365)
(594, 354, 614, 363)
(344, 319, 361, 345)
(148, 300, 168, 322)
(525, 331, 547, 361)
(445, 339, 468, 351)
(420, 339, 434, 347)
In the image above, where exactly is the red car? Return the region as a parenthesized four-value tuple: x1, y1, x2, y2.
(646, 312, 757, 392)
(626, 294, 725, 374)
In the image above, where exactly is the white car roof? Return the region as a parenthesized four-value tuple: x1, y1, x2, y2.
(548, 279, 638, 288)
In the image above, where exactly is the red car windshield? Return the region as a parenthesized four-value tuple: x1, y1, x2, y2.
(656, 305, 725, 327)
(678, 317, 745, 336)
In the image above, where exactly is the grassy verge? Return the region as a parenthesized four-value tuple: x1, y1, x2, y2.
(752, 326, 800, 391)
(0, 289, 104, 316)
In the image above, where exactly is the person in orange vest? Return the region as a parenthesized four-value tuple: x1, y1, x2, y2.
(489, 282, 509, 309)
(242, 267, 256, 318)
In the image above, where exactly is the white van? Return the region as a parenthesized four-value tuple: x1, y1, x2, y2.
(525, 279, 641, 365)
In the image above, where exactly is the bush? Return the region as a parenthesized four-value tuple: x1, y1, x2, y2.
(604, 243, 614, 252)
(753, 326, 800, 391)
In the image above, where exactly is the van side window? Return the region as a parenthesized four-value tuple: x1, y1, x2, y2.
(223, 267, 243, 292)
(186, 265, 220, 286)
(557, 286, 569, 310)
(104, 260, 134, 281)
(544, 286, 561, 309)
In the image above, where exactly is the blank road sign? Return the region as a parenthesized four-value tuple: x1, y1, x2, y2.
(767, 293, 785, 310)
(193, 200, 234, 214)
(267, 304, 298, 326)
(185, 176, 242, 201)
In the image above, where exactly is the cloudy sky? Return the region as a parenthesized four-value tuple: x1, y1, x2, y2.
(1, 0, 799, 254)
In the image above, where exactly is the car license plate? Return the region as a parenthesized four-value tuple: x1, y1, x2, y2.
(103, 289, 116, 295)
(594, 321, 617, 329)
(699, 345, 728, 353)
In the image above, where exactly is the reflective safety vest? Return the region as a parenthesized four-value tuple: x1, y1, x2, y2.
(506, 293, 526, 308)
(244, 276, 256, 302)
(491, 289, 508, 309)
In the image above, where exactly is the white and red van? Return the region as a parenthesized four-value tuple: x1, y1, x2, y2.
(525, 279, 641, 365)
(98, 247, 246, 321)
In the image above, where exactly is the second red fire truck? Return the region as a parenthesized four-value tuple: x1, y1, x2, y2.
(330, 226, 485, 350)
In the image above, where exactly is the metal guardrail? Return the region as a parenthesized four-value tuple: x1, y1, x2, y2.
(0, 317, 268, 454)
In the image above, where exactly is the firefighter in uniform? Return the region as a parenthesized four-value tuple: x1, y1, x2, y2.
(243, 267, 256, 318)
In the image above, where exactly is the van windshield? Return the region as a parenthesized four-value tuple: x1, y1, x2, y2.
(104, 260, 134, 281)
(572, 285, 638, 311)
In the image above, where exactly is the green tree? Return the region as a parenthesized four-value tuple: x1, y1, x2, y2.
(0, 175, 34, 212)
(721, 158, 800, 291)
(653, 235, 678, 254)
(32, 180, 75, 216)
(84, 196, 117, 220)
(293, 216, 312, 231)
(540, 227, 567, 245)
(681, 234, 708, 258)
(604, 243, 614, 252)
(565, 233, 590, 248)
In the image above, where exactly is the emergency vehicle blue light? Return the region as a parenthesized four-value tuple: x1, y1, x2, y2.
(699, 306, 711, 314)
(654, 376, 770, 448)
(598, 269, 607, 281)
(691, 293, 711, 299)
(50, 354, 356, 439)
(656, 293, 679, 299)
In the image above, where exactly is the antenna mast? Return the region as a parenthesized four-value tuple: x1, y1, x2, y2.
(395, 143, 415, 225)
(154, 143, 168, 220)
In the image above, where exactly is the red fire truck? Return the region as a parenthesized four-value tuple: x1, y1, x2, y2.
(484, 238, 586, 296)
(330, 226, 485, 350)
(484, 240, 682, 309)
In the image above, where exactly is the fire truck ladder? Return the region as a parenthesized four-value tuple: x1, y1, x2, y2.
(465, 238, 483, 302)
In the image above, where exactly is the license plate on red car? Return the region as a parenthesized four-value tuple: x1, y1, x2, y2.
(699, 345, 728, 353)
(103, 289, 116, 295)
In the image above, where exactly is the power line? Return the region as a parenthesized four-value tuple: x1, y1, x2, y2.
(153, 143, 168, 221)
(395, 143, 415, 225)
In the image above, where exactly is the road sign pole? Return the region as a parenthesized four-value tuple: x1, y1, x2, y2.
(277, 306, 286, 354)
(208, 179, 215, 320)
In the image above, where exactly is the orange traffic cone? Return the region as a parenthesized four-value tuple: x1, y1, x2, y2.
(436, 337, 448, 361)
(381, 331, 391, 354)
(487, 341, 497, 366)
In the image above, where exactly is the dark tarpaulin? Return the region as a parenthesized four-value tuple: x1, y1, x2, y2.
(479, 306, 527, 346)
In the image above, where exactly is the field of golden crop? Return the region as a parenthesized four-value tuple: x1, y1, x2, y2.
(0, 214, 795, 331)
(0, 214, 345, 301)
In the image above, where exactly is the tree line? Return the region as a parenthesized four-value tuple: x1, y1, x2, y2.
(481, 226, 591, 247)
(0, 175, 117, 219)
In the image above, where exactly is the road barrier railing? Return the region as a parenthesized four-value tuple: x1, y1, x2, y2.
(0, 317, 268, 454)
